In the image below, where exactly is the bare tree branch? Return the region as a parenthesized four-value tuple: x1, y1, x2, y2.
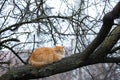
(0, 16, 71, 34)
(90, 25, 120, 59)
(1, 45, 27, 65)
(78, 1, 120, 61)
(109, 46, 120, 54)
(0, 38, 20, 46)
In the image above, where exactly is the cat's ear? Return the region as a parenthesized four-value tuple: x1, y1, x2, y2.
(54, 46, 64, 49)
(61, 46, 64, 49)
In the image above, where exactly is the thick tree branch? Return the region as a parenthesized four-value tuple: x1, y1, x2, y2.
(0, 53, 103, 80)
(104, 57, 120, 63)
(1, 47, 120, 80)
(79, 2, 120, 61)
(90, 25, 120, 59)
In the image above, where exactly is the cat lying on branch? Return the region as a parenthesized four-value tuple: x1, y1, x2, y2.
(29, 46, 65, 68)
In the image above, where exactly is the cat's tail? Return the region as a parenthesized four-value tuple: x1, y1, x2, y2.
(29, 59, 47, 68)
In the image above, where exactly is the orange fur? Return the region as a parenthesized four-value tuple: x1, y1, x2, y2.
(29, 46, 65, 68)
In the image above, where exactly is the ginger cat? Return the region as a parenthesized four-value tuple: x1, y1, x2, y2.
(29, 46, 65, 68)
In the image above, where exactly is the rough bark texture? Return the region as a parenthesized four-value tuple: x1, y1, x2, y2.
(91, 26, 120, 58)
(0, 1, 120, 80)
(80, 1, 120, 61)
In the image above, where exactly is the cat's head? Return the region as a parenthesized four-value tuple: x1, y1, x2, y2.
(54, 46, 65, 55)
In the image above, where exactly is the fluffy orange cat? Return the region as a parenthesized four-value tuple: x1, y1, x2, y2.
(29, 46, 65, 68)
